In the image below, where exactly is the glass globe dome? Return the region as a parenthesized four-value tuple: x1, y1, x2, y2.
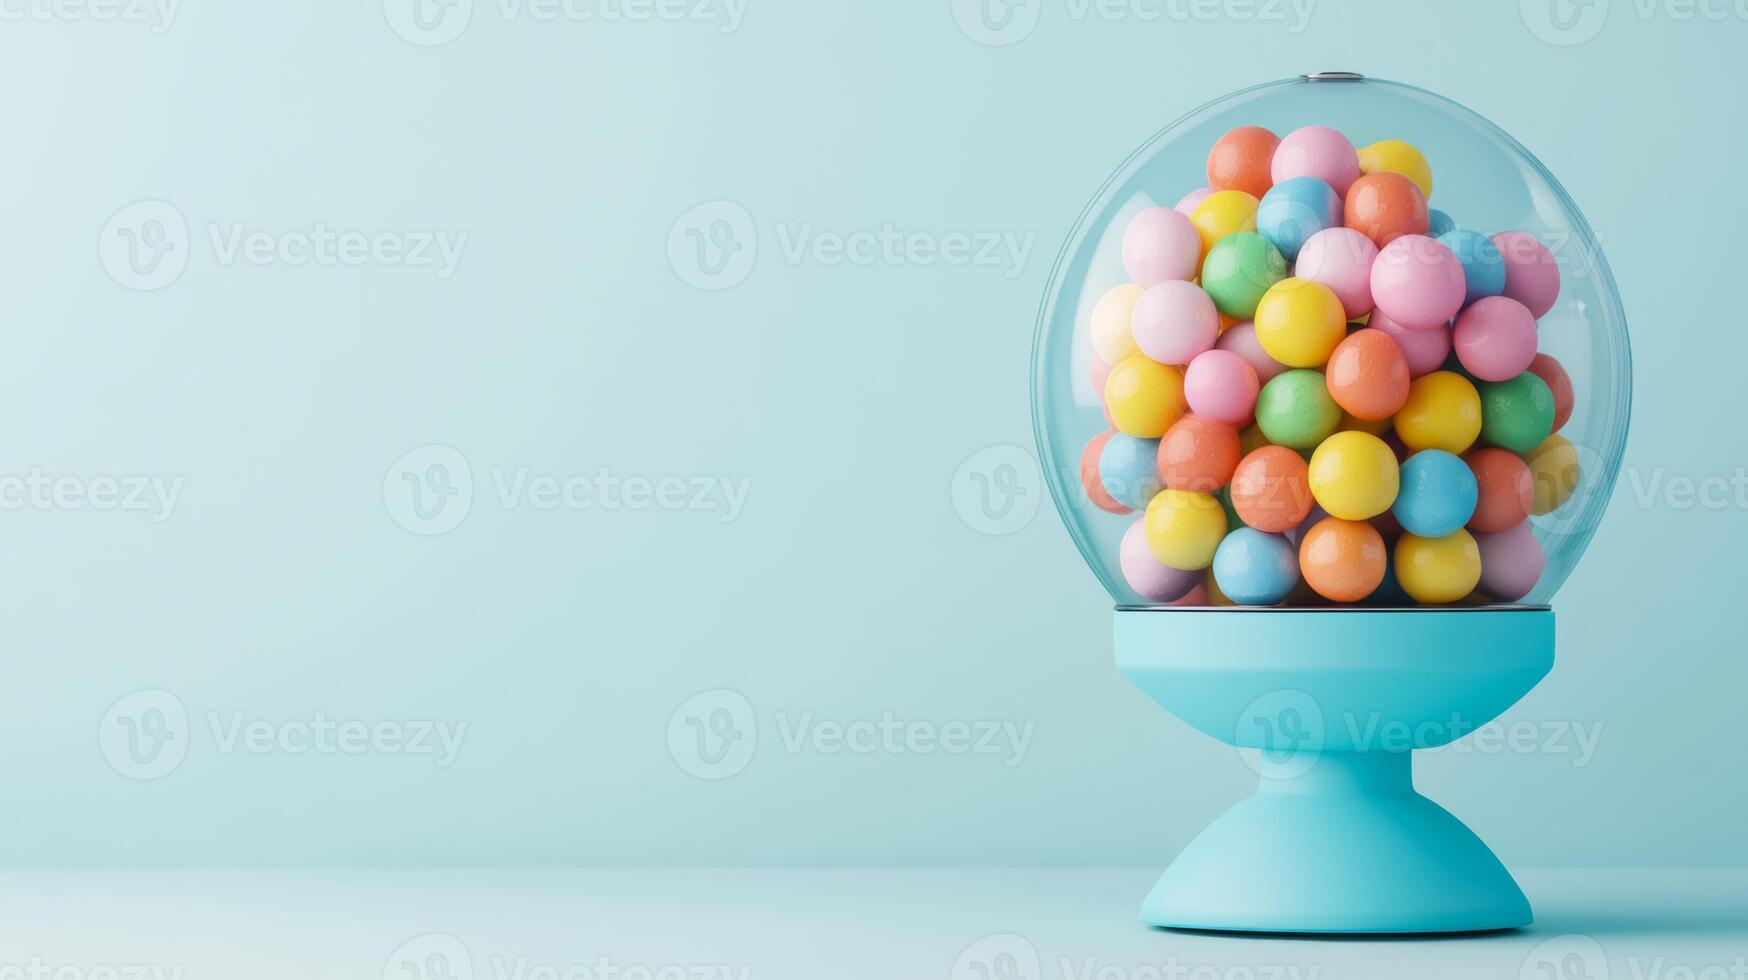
(1032, 74, 1630, 607)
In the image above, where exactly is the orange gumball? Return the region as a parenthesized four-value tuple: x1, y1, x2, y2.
(1325, 328, 1411, 421)
(1344, 172, 1429, 248)
(1207, 126, 1280, 200)
(1229, 445, 1313, 533)
(1081, 429, 1130, 515)
(1157, 415, 1241, 493)
(1465, 447, 1533, 532)
(1298, 517, 1387, 602)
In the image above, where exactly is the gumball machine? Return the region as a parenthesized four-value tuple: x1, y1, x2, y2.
(1032, 74, 1629, 932)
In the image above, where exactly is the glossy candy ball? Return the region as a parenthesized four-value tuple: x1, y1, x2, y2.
(1396, 370, 1483, 454)
(1190, 190, 1260, 256)
(1438, 229, 1506, 305)
(1256, 368, 1341, 449)
(1132, 280, 1220, 365)
(1120, 517, 1202, 601)
(1105, 354, 1187, 438)
(1256, 176, 1341, 261)
(1394, 529, 1482, 604)
(1325, 327, 1410, 420)
(1465, 447, 1533, 532)
(1214, 320, 1288, 383)
(1491, 231, 1561, 318)
(1393, 449, 1478, 537)
(1271, 125, 1361, 196)
(1453, 296, 1538, 382)
(1090, 284, 1143, 364)
(1478, 372, 1555, 453)
(1371, 234, 1467, 331)
(1294, 226, 1378, 319)
(1370, 308, 1451, 378)
(1426, 209, 1456, 239)
(1121, 207, 1202, 287)
(1080, 430, 1130, 514)
(1144, 489, 1228, 570)
(1254, 277, 1346, 367)
(1527, 353, 1575, 432)
(1098, 433, 1163, 510)
(1344, 172, 1429, 248)
(1175, 187, 1212, 215)
(1357, 138, 1433, 198)
(1475, 521, 1545, 602)
(1308, 430, 1400, 520)
(1525, 434, 1580, 515)
(1212, 527, 1299, 605)
(1201, 232, 1286, 319)
(1206, 126, 1280, 199)
(1299, 517, 1387, 602)
(1230, 445, 1313, 532)
(1158, 415, 1242, 492)
(1184, 349, 1260, 426)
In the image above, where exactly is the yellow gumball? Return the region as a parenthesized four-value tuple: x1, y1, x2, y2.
(1308, 430, 1400, 520)
(1189, 189, 1259, 256)
(1144, 489, 1228, 570)
(1105, 353, 1186, 438)
(1205, 569, 1235, 606)
(1358, 139, 1433, 199)
(1253, 278, 1346, 368)
(1090, 283, 1143, 365)
(1524, 433, 1580, 515)
(1395, 371, 1482, 455)
(1340, 410, 1391, 437)
(1394, 530, 1482, 604)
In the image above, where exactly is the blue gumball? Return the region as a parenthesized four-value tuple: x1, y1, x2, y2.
(1393, 450, 1479, 537)
(1256, 176, 1341, 261)
(1427, 209, 1457, 239)
(1437, 229, 1506, 306)
(1099, 433, 1163, 510)
(1211, 527, 1299, 605)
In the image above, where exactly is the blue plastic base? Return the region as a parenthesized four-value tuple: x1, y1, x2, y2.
(1117, 608, 1555, 935)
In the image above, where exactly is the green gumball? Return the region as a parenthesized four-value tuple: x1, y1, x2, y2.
(1478, 372, 1555, 453)
(1256, 369, 1341, 450)
(1202, 231, 1286, 319)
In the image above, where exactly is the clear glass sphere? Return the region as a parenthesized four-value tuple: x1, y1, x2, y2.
(1031, 75, 1630, 607)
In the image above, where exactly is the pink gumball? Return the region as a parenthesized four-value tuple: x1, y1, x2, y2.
(1184, 349, 1260, 426)
(1121, 518, 1201, 602)
(1370, 308, 1451, 378)
(1370, 234, 1467, 331)
(1271, 125, 1361, 196)
(1475, 521, 1545, 602)
(1175, 186, 1213, 215)
(1453, 296, 1538, 382)
(1131, 280, 1218, 365)
(1214, 320, 1287, 383)
(1122, 207, 1201, 287)
(1296, 226, 1378, 318)
(1491, 231, 1561, 318)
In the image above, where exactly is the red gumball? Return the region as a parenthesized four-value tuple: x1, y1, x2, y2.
(1081, 430, 1130, 514)
(1526, 353, 1575, 432)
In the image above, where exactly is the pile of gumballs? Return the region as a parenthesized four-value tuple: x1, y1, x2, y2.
(1082, 125, 1582, 606)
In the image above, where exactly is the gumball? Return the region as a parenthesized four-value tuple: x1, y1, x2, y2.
(1453, 296, 1538, 382)
(1491, 231, 1560, 318)
(1370, 308, 1451, 378)
(1204, 569, 1235, 606)
(1170, 582, 1210, 606)
(1120, 517, 1201, 602)
(1201, 232, 1286, 319)
(1370, 234, 1466, 331)
(1527, 353, 1574, 432)
(1344, 172, 1429, 248)
(1121, 207, 1202, 287)
(1475, 521, 1545, 602)
(1184, 349, 1260, 426)
(1465, 447, 1533, 532)
(1426, 209, 1456, 239)
(1175, 186, 1213, 215)
(1295, 226, 1378, 319)
(1271, 125, 1361, 197)
(1080, 430, 1130, 514)
(1105, 354, 1187, 438)
(1254, 277, 1346, 368)
(1212, 527, 1299, 605)
(1098, 433, 1163, 510)
(1230, 445, 1313, 532)
(1478, 372, 1555, 453)
(1308, 430, 1400, 521)
(1206, 125, 1280, 199)
(1438, 229, 1506, 305)
(1190, 190, 1259, 256)
(1392, 449, 1478, 537)
(1325, 328, 1410, 420)
(1132, 280, 1219, 365)
(1157, 415, 1241, 492)
(1357, 139, 1433, 198)
(1395, 370, 1483, 455)
(1090, 283, 1143, 365)
(1215, 321, 1288, 384)
(1524, 433, 1580, 515)
(1395, 529, 1482, 604)
(1298, 517, 1386, 602)
(1144, 488, 1228, 570)
(1256, 369, 1341, 449)
(1255, 176, 1341, 261)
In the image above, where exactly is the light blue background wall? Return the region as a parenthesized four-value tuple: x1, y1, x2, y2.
(0, 0, 1740, 867)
